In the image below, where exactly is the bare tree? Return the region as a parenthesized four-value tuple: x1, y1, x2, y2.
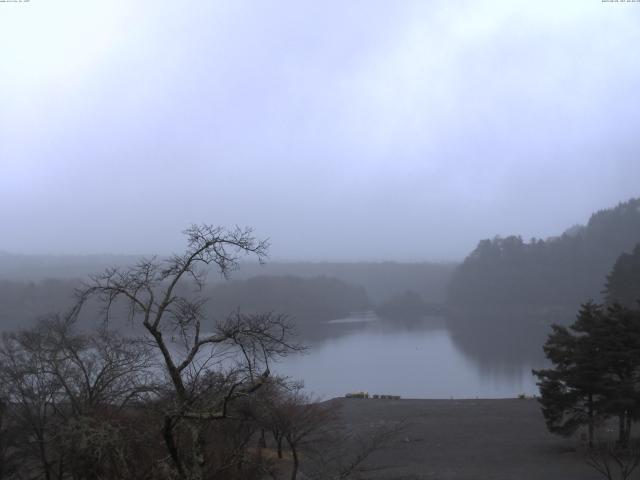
(74, 225, 302, 480)
(255, 384, 336, 480)
(0, 395, 19, 480)
(281, 392, 336, 480)
(0, 315, 160, 480)
(253, 378, 302, 460)
(41, 316, 157, 416)
(303, 414, 405, 480)
(0, 322, 63, 480)
(583, 440, 640, 480)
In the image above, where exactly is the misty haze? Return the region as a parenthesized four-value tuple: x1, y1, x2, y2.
(2, 2, 640, 479)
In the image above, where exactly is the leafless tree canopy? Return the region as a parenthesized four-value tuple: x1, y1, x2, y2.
(71, 225, 302, 480)
(582, 440, 640, 480)
(0, 315, 158, 480)
(250, 382, 404, 480)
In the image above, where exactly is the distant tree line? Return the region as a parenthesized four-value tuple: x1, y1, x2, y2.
(374, 290, 446, 321)
(0, 275, 450, 337)
(0, 275, 371, 335)
(0, 255, 456, 305)
(206, 275, 371, 325)
(231, 261, 456, 304)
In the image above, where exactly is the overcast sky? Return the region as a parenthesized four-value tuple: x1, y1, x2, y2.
(1, 0, 639, 261)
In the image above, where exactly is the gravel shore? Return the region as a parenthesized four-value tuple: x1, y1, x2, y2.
(334, 397, 603, 480)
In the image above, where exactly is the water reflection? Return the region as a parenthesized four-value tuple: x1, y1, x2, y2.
(447, 309, 568, 373)
(274, 313, 540, 399)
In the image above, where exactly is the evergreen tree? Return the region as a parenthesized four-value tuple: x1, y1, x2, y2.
(594, 303, 640, 444)
(605, 244, 640, 308)
(534, 301, 640, 446)
(533, 302, 605, 446)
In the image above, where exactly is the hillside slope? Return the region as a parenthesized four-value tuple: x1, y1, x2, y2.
(447, 198, 640, 312)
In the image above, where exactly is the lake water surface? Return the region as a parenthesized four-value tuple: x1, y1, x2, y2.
(274, 315, 542, 400)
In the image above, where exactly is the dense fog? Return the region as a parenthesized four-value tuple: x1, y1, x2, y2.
(2, 1, 640, 261)
(1, 0, 640, 399)
(1, 2, 640, 479)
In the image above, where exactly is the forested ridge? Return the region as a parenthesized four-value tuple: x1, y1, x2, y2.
(447, 198, 640, 312)
(206, 275, 371, 323)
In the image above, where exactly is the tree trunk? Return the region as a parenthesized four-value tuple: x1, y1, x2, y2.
(189, 422, 205, 480)
(618, 413, 630, 446)
(619, 415, 624, 444)
(277, 435, 283, 459)
(288, 438, 299, 480)
(163, 416, 185, 478)
(588, 394, 594, 447)
(38, 436, 51, 480)
(57, 454, 66, 480)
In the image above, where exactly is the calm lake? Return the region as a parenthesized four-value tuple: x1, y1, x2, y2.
(273, 314, 543, 400)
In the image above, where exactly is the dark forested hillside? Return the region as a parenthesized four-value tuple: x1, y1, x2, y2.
(205, 275, 371, 324)
(604, 243, 640, 308)
(226, 261, 456, 303)
(447, 198, 640, 312)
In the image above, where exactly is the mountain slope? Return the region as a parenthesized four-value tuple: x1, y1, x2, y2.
(447, 198, 640, 311)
